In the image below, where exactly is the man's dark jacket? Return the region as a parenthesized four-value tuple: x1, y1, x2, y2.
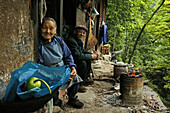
(65, 35, 92, 63)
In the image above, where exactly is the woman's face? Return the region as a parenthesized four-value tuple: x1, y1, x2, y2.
(75, 29, 87, 40)
(41, 20, 56, 42)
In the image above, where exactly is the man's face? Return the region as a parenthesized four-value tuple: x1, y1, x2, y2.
(76, 29, 87, 40)
(41, 20, 56, 42)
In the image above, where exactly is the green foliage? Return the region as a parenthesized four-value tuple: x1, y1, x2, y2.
(164, 76, 170, 89)
(106, 0, 170, 108)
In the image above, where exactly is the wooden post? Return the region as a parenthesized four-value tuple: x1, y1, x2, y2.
(60, 0, 63, 36)
(31, 0, 39, 62)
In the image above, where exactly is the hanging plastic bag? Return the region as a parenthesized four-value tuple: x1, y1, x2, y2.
(2, 61, 70, 103)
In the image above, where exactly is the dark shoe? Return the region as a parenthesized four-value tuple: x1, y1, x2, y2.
(78, 85, 87, 93)
(67, 98, 84, 108)
(84, 79, 94, 86)
(53, 99, 65, 110)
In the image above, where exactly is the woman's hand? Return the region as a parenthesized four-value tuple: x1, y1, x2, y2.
(70, 67, 77, 77)
(67, 67, 77, 82)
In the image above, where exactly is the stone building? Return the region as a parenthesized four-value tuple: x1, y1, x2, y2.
(0, 0, 107, 82)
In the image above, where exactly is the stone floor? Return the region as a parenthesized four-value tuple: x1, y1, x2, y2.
(52, 59, 169, 113)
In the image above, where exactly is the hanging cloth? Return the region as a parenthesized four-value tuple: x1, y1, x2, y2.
(39, 0, 47, 23)
(103, 24, 108, 44)
(99, 23, 108, 45)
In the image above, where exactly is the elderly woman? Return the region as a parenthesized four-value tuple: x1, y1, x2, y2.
(38, 17, 84, 109)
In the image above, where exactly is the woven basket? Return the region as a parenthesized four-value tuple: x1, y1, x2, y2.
(86, 17, 97, 50)
(0, 87, 59, 113)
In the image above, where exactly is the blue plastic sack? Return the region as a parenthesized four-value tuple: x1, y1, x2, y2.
(2, 61, 70, 103)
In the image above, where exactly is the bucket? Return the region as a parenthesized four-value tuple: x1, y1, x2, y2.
(120, 75, 144, 106)
(114, 64, 128, 80)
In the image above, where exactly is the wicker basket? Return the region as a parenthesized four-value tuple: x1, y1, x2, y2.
(0, 87, 59, 113)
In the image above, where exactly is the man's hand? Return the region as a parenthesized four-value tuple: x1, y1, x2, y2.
(92, 53, 99, 60)
(67, 67, 77, 82)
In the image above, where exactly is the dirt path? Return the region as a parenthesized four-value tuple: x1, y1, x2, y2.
(53, 60, 169, 113)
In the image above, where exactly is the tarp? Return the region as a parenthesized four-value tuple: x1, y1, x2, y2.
(2, 61, 70, 103)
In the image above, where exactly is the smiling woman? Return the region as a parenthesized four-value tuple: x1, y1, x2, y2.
(41, 18, 57, 42)
(38, 17, 84, 109)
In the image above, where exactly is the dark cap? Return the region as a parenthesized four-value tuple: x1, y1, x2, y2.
(74, 25, 88, 32)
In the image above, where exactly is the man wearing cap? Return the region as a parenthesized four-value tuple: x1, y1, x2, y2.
(65, 25, 99, 92)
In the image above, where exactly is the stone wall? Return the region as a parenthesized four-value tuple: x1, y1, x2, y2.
(76, 6, 87, 46)
(0, 0, 34, 82)
(76, 8, 87, 27)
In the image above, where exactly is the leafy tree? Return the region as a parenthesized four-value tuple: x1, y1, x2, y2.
(106, 0, 170, 109)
